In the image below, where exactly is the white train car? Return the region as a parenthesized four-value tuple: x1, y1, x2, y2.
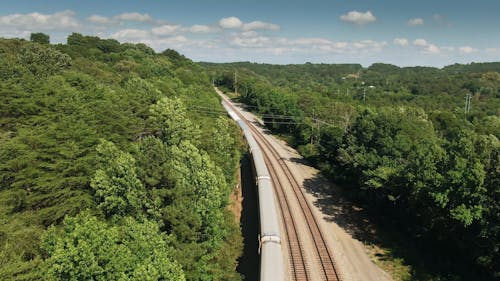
(222, 101, 285, 281)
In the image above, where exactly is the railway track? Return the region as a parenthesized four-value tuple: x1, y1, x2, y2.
(264, 149, 309, 280)
(250, 120, 341, 281)
(224, 96, 342, 281)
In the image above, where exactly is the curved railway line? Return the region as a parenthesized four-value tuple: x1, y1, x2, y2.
(264, 148, 309, 280)
(222, 93, 342, 281)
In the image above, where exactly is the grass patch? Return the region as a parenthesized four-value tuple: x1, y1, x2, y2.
(367, 244, 412, 281)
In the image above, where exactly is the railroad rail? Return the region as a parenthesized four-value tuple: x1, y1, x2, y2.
(220, 89, 342, 281)
(250, 118, 341, 281)
(264, 146, 309, 280)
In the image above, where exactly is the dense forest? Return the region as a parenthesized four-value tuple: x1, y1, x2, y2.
(0, 34, 244, 280)
(1, 31, 498, 281)
(204, 62, 500, 280)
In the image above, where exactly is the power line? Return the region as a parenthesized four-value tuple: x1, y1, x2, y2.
(190, 104, 335, 133)
(192, 105, 226, 112)
(264, 121, 304, 125)
(189, 108, 225, 116)
(261, 115, 297, 120)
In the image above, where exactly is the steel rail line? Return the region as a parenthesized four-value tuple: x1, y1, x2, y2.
(223, 98, 309, 281)
(263, 146, 310, 280)
(224, 96, 342, 281)
(248, 120, 342, 281)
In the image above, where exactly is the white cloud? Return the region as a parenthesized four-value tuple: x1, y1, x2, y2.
(408, 18, 424, 26)
(113, 12, 153, 23)
(340, 10, 376, 25)
(243, 21, 280, 31)
(0, 30, 31, 39)
(3, 10, 487, 65)
(219, 17, 243, 29)
(111, 29, 150, 40)
(108, 26, 194, 50)
(151, 24, 180, 36)
(352, 40, 387, 51)
(188, 24, 213, 33)
(87, 14, 113, 25)
(293, 38, 333, 45)
(459, 46, 477, 54)
(413, 38, 428, 47)
(127, 35, 193, 51)
(161, 35, 188, 44)
(210, 17, 281, 33)
(231, 35, 271, 47)
(223, 31, 386, 57)
(240, 30, 259, 37)
(333, 41, 349, 49)
(425, 44, 440, 54)
(393, 38, 409, 46)
(413, 39, 440, 54)
(0, 10, 79, 31)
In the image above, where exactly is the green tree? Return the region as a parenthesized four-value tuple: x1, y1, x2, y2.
(165, 140, 227, 242)
(42, 212, 185, 281)
(17, 43, 71, 77)
(134, 136, 171, 189)
(439, 130, 489, 227)
(90, 141, 149, 219)
(0, 36, 243, 280)
(206, 116, 239, 185)
(148, 97, 201, 146)
(165, 141, 233, 280)
(29, 33, 49, 45)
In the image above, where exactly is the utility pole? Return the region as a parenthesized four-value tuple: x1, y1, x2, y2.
(469, 93, 472, 113)
(234, 69, 238, 94)
(310, 110, 316, 145)
(362, 81, 366, 102)
(316, 119, 321, 144)
(464, 94, 468, 114)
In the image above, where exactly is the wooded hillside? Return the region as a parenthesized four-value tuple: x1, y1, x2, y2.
(205, 61, 499, 280)
(0, 34, 243, 280)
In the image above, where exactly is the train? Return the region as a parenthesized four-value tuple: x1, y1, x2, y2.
(222, 101, 285, 281)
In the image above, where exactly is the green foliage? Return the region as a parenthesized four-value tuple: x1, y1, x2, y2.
(0, 35, 243, 280)
(168, 141, 227, 240)
(42, 212, 185, 281)
(91, 141, 149, 219)
(17, 43, 71, 77)
(149, 96, 201, 146)
(204, 61, 500, 279)
(205, 116, 240, 186)
(162, 49, 191, 68)
(134, 136, 171, 189)
(29, 33, 49, 45)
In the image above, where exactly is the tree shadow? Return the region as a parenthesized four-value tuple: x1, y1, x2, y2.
(301, 175, 381, 245)
(287, 156, 312, 166)
(300, 172, 491, 281)
(236, 154, 260, 281)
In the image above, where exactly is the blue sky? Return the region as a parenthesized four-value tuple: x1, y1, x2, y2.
(1, 0, 499, 66)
